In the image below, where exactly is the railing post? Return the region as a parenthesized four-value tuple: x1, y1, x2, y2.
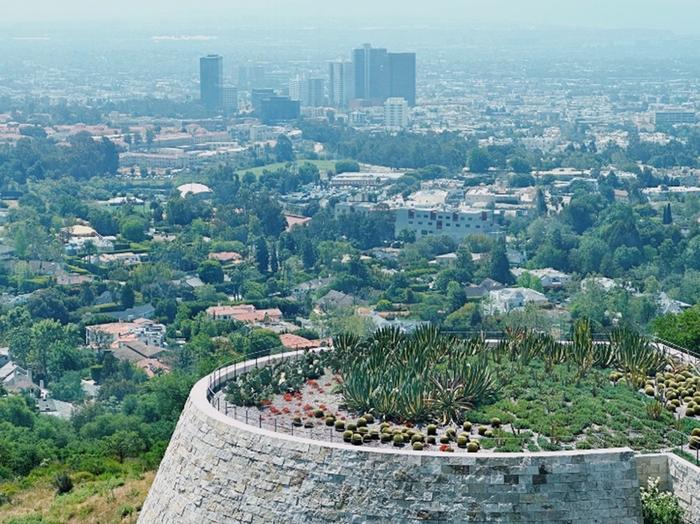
(274, 418, 277, 432)
(245, 409, 248, 424)
(259, 414, 262, 428)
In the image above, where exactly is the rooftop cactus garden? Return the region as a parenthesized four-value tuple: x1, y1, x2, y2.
(223, 322, 700, 453)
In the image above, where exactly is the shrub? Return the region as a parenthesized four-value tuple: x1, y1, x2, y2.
(646, 401, 663, 421)
(640, 477, 683, 524)
(53, 473, 73, 495)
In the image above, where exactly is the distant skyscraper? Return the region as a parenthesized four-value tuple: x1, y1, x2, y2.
(289, 77, 325, 107)
(384, 97, 409, 129)
(352, 44, 390, 104)
(351, 44, 415, 106)
(251, 88, 275, 114)
(222, 86, 238, 115)
(238, 64, 266, 89)
(389, 52, 416, 106)
(200, 55, 223, 112)
(328, 60, 353, 107)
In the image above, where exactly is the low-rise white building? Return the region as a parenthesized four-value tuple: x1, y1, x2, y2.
(484, 287, 549, 314)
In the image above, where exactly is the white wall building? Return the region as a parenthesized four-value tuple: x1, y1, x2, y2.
(384, 97, 409, 129)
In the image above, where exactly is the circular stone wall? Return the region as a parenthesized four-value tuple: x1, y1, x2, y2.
(139, 352, 644, 523)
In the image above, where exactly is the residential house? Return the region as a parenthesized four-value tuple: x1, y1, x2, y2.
(464, 278, 505, 300)
(206, 304, 283, 326)
(512, 268, 571, 289)
(485, 287, 549, 314)
(86, 318, 166, 349)
(208, 251, 243, 264)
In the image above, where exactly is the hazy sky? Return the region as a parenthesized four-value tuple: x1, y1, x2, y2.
(2, 0, 700, 33)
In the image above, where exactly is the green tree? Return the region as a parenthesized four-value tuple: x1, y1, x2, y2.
(120, 283, 135, 309)
(255, 237, 269, 274)
(119, 216, 147, 242)
(198, 260, 224, 284)
(662, 203, 673, 225)
(468, 148, 491, 173)
(489, 239, 514, 284)
(103, 430, 144, 463)
(274, 134, 295, 162)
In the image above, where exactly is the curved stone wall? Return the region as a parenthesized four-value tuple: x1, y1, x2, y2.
(140, 353, 644, 523)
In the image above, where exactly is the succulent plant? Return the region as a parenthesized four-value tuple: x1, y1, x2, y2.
(462, 421, 472, 432)
(484, 429, 494, 438)
(393, 434, 404, 447)
(304, 421, 314, 429)
(439, 435, 450, 444)
(357, 417, 368, 427)
(362, 433, 373, 443)
(490, 418, 501, 428)
(326, 416, 336, 426)
(427, 436, 436, 445)
(363, 413, 375, 424)
(352, 433, 363, 445)
(478, 425, 488, 436)
(343, 430, 353, 442)
(467, 441, 479, 452)
(411, 433, 424, 443)
(644, 386, 655, 396)
(412, 442, 424, 451)
(370, 429, 380, 440)
(335, 420, 345, 431)
(691, 428, 700, 437)
(346, 422, 357, 432)
(358, 426, 369, 435)
(687, 407, 696, 417)
(380, 433, 392, 443)
(457, 436, 468, 448)
(313, 409, 324, 418)
(427, 424, 437, 435)
(446, 427, 456, 437)
(690, 436, 700, 450)
(292, 416, 303, 427)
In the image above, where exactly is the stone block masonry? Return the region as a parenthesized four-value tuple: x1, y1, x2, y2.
(636, 453, 700, 524)
(139, 355, 646, 523)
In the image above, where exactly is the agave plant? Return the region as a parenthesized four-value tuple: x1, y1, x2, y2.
(570, 319, 595, 379)
(609, 328, 667, 388)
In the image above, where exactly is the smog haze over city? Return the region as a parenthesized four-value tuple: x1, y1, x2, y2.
(2, 1, 700, 523)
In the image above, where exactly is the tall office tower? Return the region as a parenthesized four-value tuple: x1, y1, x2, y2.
(238, 64, 266, 89)
(289, 77, 303, 102)
(352, 44, 389, 104)
(200, 54, 223, 112)
(384, 97, 409, 129)
(328, 60, 353, 107)
(222, 86, 238, 115)
(389, 52, 416, 106)
(303, 78, 325, 107)
(251, 88, 275, 114)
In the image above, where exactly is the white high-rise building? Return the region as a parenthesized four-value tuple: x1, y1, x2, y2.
(384, 97, 409, 129)
(328, 60, 353, 108)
